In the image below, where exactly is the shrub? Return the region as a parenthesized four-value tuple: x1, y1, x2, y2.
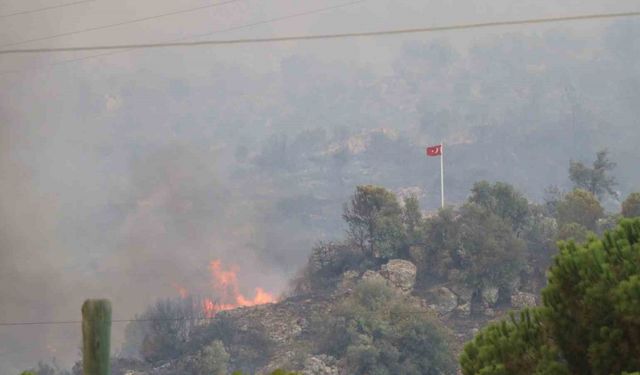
(315, 279, 456, 375)
(460, 309, 568, 375)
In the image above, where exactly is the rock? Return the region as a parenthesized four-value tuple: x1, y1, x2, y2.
(379, 259, 417, 293)
(481, 286, 499, 307)
(426, 286, 458, 315)
(302, 355, 339, 375)
(510, 291, 537, 308)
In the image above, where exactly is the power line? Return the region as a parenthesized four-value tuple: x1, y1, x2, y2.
(0, 316, 222, 327)
(0, 0, 368, 76)
(0, 308, 441, 327)
(0, 0, 245, 48)
(0, 0, 95, 19)
(1, 10, 639, 55)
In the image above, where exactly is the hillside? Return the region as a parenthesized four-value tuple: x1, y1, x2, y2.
(92, 164, 639, 375)
(111, 257, 534, 375)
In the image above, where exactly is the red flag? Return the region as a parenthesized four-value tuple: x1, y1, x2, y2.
(426, 144, 442, 157)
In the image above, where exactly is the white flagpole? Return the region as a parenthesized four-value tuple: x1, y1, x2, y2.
(440, 142, 444, 208)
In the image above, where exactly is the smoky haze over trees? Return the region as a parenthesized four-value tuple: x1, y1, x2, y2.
(1, 0, 639, 372)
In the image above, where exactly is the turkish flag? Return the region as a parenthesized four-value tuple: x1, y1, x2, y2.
(426, 144, 442, 156)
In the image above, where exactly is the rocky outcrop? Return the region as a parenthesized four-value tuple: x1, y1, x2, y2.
(379, 259, 417, 293)
(352, 259, 417, 295)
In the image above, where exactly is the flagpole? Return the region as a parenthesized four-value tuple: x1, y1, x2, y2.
(440, 141, 444, 208)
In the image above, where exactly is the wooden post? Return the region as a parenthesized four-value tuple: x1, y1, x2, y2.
(82, 299, 111, 375)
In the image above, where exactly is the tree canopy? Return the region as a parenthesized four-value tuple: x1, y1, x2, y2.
(622, 192, 640, 218)
(343, 185, 405, 259)
(556, 189, 604, 231)
(469, 181, 529, 232)
(461, 218, 640, 375)
(569, 150, 617, 200)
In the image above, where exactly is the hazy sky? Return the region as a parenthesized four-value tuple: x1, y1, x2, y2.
(1, 0, 639, 373)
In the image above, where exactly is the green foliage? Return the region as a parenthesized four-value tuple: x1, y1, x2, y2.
(402, 194, 424, 245)
(543, 218, 640, 374)
(419, 207, 460, 281)
(462, 218, 640, 375)
(315, 279, 456, 375)
(469, 181, 530, 231)
(460, 309, 568, 375)
(291, 241, 365, 294)
(569, 150, 617, 200)
(521, 205, 558, 277)
(457, 204, 526, 293)
(622, 192, 640, 218)
(20, 372, 36, 375)
(269, 370, 300, 375)
(343, 185, 405, 259)
(420, 203, 525, 297)
(556, 222, 592, 243)
(556, 189, 604, 231)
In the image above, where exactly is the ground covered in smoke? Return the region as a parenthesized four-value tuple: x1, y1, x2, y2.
(2, 11, 640, 374)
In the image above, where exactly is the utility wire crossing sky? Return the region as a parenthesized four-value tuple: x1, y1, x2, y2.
(1, 10, 639, 55)
(0, 0, 95, 19)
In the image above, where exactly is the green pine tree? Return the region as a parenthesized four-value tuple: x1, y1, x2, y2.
(461, 218, 640, 375)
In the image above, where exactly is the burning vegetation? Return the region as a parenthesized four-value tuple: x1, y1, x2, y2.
(179, 260, 277, 318)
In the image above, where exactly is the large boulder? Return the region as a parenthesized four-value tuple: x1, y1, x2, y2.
(426, 286, 458, 315)
(379, 259, 417, 293)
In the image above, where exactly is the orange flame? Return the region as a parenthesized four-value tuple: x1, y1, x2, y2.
(177, 260, 276, 318)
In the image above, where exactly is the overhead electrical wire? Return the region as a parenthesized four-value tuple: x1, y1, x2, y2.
(0, 309, 448, 327)
(0, 0, 368, 76)
(1, 10, 639, 55)
(0, 0, 245, 48)
(0, 316, 221, 327)
(0, 0, 95, 19)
